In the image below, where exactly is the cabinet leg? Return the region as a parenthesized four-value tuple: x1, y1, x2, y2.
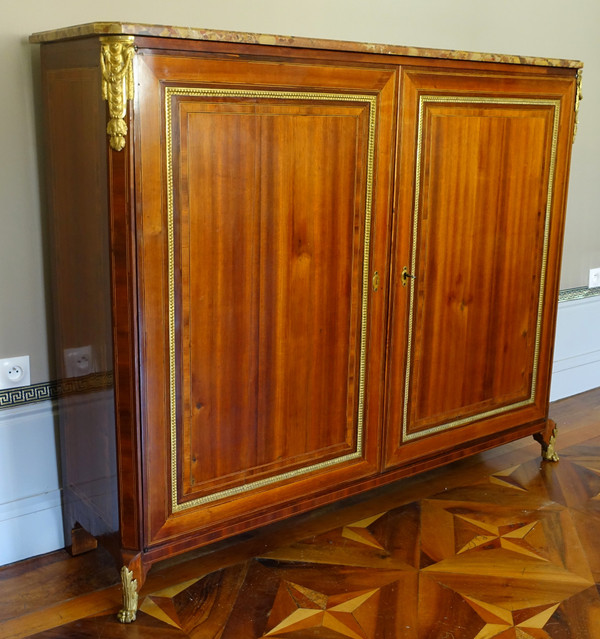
(69, 523, 98, 556)
(533, 420, 559, 462)
(117, 566, 138, 623)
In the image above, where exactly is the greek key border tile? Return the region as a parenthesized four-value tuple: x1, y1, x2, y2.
(558, 286, 600, 302)
(0, 372, 113, 410)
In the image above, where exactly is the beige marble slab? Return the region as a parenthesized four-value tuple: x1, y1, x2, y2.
(29, 21, 583, 69)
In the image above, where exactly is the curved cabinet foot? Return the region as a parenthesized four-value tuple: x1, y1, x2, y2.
(117, 565, 139, 623)
(533, 422, 559, 462)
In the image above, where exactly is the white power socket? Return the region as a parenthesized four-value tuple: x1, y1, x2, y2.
(0, 355, 31, 390)
(590, 267, 600, 289)
(64, 345, 95, 378)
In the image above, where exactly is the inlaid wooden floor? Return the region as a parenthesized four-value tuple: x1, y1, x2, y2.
(2, 388, 599, 638)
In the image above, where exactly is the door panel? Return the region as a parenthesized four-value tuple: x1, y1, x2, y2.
(410, 101, 553, 433)
(134, 52, 396, 544)
(176, 99, 368, 500)
(385, 68, 576, 468)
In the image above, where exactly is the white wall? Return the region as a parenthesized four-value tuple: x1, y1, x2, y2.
(1, 0, 599, 566)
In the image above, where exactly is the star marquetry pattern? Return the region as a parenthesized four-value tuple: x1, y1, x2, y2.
(139, 577, 201, 629)
(341, 513, 386, 550)
(65, 450, 599, 638)
(490, 466, 528, 492)
(264, 581, 380, 638)
(573, 463, 600, 501)
(465, 596, 559, 639)
(455, 516, 545, 560)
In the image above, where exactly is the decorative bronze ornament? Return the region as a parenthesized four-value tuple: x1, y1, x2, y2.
(100, 36, 135, 151)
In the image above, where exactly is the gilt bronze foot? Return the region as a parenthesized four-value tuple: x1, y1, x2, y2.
(117, 566, 138, 623)
(534, 426, 559, 462)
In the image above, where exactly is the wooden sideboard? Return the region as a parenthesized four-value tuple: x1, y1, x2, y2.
(30, 22, 582, 622)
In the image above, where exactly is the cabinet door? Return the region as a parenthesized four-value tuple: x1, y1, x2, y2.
(134, 48, 396, 547)
(385, 67, 576, 468)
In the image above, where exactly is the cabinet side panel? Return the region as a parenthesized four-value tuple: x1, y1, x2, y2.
(41, 43, 118, 542)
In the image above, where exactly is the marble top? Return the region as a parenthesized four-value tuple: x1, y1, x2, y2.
(29, 22, 583, 69)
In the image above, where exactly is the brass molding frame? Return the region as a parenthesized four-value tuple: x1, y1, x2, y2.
(164, 87, 377, 513)
(100, 35, 135, 151)
(402, 95, 561, 442)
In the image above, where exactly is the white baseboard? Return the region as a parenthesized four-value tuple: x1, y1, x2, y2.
(0, 490, 63, 566)
(0, 402, 64, 566)
(550, 294, 600, 401)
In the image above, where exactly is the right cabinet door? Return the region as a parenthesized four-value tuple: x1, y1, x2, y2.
(385, 66, 577, 469)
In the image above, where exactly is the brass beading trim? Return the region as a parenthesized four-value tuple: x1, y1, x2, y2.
(165, 87, 377, 512)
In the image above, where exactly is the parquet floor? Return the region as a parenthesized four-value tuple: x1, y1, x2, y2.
(1, 388, 599, 638)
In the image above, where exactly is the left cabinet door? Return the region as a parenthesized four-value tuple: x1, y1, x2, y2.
(133, 46, 397, 548)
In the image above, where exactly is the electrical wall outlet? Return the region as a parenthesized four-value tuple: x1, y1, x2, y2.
(0, 355, 31, 390)
(589, 267, 600, 289)
(63, 345, 95, 378)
